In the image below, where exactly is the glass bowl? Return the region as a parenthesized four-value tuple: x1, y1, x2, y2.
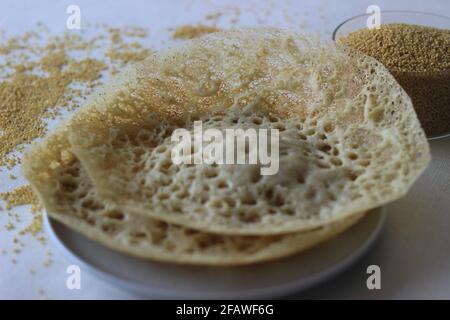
(332, 11, 450, 141)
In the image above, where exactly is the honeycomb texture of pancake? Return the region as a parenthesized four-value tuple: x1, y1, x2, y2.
(67, 28, 430, 235)
(22, 128, 365, 265)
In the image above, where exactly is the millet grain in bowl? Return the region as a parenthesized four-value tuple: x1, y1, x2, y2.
(338, 23, 450, 137)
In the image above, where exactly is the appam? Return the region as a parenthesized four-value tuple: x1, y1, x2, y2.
(22, 126, 365, 265)
(59, 28, 432, 235)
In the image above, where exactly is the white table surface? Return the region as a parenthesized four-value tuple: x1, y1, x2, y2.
(0, 0, 449, 299)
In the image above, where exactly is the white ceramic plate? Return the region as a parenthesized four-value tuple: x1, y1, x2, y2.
(44, 207, 385, 299)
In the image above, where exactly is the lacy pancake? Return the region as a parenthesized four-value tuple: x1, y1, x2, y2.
(30, 28, 430, 237)
(22, 125, 365, 265)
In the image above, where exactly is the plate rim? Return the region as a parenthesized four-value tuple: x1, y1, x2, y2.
(44, 208, 386, 299)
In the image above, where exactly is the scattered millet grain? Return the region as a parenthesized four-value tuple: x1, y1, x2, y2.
(205, 12, 224, 21)
(0, 24, 152, 170)
(0, 25, 152, 275)
(42, 254, 53, 267)
(20, 214, 43, 237)
(5, 222, 15, 231)
(0, 33, 105, 169)
(105, 26, 152, 69)
(339, 23, 450, 137)
(171, 24, 222, 39)
(0, 185, 41, 212)
(37, 288, 46, 297)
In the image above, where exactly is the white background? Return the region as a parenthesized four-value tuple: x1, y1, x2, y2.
(0, 0, 449, 299)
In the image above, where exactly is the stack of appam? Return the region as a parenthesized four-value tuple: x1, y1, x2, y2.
(23, 28, 430, 265)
